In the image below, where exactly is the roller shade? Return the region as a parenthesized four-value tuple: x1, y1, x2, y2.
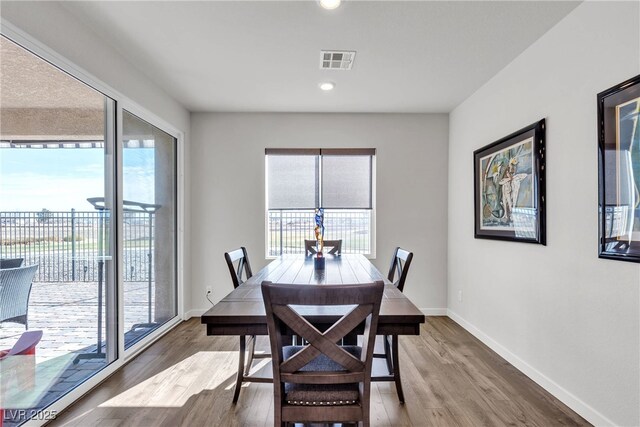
(322, 154, 372, 209)
(266, 148, 374, 209)
(267, 154, 318, 209)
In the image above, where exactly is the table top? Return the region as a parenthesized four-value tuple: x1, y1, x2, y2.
(201, 254, 425, 335)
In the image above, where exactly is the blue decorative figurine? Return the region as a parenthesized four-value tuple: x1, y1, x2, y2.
(313, 208, 325, 269)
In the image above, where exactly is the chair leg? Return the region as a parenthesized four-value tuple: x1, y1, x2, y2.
(383, 335, 393, 374)
(362, 385, 370, 427)
(274, 394, 283, 427)
(391, 335, 405, 404)
(233, 335, 246, 404)
(245, 335, 256, 376)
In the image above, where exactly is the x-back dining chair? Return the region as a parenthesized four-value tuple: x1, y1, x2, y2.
(373, 246, 413, 403)
(262, 281, 384, 427)
(224, 247, 271, 403)
(224, 247, 253, 289)
(304, 239, 342, 256)
(388, 247, 413, 292)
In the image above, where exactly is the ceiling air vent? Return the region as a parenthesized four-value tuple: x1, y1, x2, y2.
(320, 50, 356, 70)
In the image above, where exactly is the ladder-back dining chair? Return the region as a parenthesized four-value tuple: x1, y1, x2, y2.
(262, 280, 384, 427)
(304, 239, 342, 256)
(224, 247, 270, 403)
(373, 247, 413, 403)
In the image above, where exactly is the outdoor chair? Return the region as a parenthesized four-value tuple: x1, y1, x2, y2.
(0, 330, 43, 422)
(0, 264, 39, 329)
(0, 330, 43, 360)
(262, 280, 384, 427)
(304, 239, 342, 256)
(224, 247, 270, 403)
(373, 247, 413, 403)
(0, 258, 24, 269)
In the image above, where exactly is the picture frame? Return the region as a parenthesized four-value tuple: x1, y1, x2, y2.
(598, 74, 640, 262)
(474, 119, 546, 244)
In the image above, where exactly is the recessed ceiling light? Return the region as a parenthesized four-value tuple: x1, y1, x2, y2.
(319, 82, 335, 91)
(319, 0, 341, 10)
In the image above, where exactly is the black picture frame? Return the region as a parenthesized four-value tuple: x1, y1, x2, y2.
(473, 119, 546, 244)
(598, 74, 640, 262)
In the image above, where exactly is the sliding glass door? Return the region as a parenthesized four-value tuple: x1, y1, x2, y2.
(122, 111, 178, 348)
(1, 35, 180, 425)
(0, 35, 117, 425)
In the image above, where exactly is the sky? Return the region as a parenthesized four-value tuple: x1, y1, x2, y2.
(0, 147, 155, 212)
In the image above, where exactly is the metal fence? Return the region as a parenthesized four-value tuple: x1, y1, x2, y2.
(267, 209, 371, 257)
(0, 211, 154, 282)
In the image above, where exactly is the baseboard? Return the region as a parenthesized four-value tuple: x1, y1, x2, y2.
(420, 308, 447, 316)
(184, 308, 208, 319)
(446, 309, 616, 427)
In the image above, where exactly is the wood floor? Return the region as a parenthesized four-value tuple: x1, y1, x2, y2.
(50, 317, 590, 427)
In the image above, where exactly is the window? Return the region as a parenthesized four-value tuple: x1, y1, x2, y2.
(265, 148, 375, 256)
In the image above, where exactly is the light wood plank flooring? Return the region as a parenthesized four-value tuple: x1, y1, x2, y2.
(49, 317, 590, 426)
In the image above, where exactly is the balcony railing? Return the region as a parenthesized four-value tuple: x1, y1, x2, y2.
(1, 209, 372, 280)
(0, 210, 154, 282)
(267, 209, 371, 257)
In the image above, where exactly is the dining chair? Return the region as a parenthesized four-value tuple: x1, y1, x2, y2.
(388, 247, 413, 292)
(224, 247, 253, 289)
(224, 247, 270, 403)
(304, 239, 342, 256)
(373, 247, 413, 403)
(262, 280, 384, 427)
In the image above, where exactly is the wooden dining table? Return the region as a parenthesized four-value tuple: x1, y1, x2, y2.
(201, 254, 425, 403)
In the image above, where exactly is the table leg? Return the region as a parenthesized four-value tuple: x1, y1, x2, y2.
(233, 335, 246, 404)
(392, 335, 405, 404)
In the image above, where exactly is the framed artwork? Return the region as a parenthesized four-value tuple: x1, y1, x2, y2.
(474, 119, 546, 244)
(598, 74, 640, 262)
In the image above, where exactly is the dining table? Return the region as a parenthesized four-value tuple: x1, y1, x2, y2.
(201, 253, 425, 403)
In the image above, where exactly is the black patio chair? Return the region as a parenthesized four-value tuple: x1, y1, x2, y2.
(0, 264, 39, 329)
(0, 258, 24, 269)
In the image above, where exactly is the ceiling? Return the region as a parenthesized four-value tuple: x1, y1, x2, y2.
(1, 36, 104, 110)
(1, 36, 105, 140)
(60, 1, 580, 113)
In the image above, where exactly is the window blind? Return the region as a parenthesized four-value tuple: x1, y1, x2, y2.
(267, 153, 318, 209)
(321, 154, 372, 209)
(266, 148, 374, 210)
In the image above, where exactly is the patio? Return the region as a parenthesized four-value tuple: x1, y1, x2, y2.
(0, 280, 154, 426)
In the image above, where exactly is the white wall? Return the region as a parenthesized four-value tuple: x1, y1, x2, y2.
(448, 2, 640, 425)
(190, 113, 448, 315)
(1, 1, 193, 314)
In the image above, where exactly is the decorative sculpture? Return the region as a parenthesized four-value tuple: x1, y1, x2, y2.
(314, 208, 325, 269)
